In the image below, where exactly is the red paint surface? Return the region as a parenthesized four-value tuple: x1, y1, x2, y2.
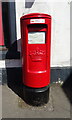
(0, 3, 4, 46)
(20, 13, 51, 88)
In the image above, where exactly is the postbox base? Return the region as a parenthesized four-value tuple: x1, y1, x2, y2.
(23, 86, 49, 106)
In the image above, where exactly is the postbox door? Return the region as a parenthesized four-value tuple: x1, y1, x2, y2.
(27, 24, 48, 72)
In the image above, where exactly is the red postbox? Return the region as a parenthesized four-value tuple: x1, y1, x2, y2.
(20, 13, 51, 106)
(0, 3, 4, 46)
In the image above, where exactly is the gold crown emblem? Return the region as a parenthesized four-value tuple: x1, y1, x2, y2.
(29, 49, 45, 61)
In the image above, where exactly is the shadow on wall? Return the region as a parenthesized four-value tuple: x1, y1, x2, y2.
(62, 70, 72, 104)
(6, 40, 20, 59)
(5, 39, 24, 100)
(25, 0, 35, 8)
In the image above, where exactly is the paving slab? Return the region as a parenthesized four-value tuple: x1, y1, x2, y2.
(2, 83, 70, 118)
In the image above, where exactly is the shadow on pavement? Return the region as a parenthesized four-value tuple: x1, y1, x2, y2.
(6, 67, 24, 100)
(62, 70, 72, 104)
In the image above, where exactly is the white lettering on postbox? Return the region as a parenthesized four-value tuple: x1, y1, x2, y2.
(30, 19, 45, 23)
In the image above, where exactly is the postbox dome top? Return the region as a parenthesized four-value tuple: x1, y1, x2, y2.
(21, 13, 51, 20)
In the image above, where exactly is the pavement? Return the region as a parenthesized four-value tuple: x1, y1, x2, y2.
(1, 83, 71, 119)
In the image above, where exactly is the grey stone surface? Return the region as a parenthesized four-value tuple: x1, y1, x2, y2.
(2, 69, 7, 85)
(0, 51, 2, 60)
(2, 84, 70, 118)
(0, 69, 2, 85)
(1, 67, 71, 85)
